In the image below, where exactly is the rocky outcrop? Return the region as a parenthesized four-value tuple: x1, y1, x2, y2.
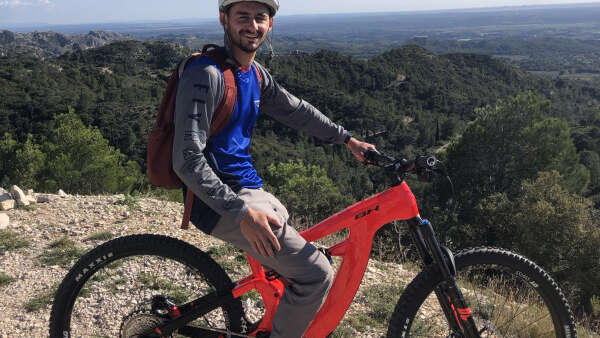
(0, 188, 14, 211)
(10, 185, 29, 206)
(0, 30, 16, 45)
(0, 185, 67, 211)
(0, 199, 14, 211)
(0, 30, 131, 58)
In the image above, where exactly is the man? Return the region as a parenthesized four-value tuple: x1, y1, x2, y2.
(172, 0, 376, 336)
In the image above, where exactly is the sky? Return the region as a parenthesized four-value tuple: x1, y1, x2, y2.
(0, 0, 599, 26)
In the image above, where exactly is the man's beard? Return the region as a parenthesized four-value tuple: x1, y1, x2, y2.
(225, 27, 265, 53)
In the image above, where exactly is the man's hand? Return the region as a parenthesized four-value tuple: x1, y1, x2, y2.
(240, 208, 282, 258)
(346, 137, 377, 162)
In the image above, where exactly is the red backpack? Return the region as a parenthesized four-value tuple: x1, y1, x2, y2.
(147, 44, 262, 229)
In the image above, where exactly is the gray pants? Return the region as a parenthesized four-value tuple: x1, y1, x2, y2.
(211, 188, 334, 338)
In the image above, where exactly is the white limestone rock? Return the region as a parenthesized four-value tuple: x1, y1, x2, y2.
(0, 199, 15, 211)
(0, 212, 8, 229)
(57, 189, 68, 198)
(0, 188, 15, 210)
(10, 185, 29, 206)
(25, 190, 37, 204)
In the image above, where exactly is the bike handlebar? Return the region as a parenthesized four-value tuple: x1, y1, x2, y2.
(364, 149, 456, 208)
(364, 150, 438, 181)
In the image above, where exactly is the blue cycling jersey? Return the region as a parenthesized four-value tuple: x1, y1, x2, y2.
(185, 56, 263, 190)
(209, 64, 263, 189)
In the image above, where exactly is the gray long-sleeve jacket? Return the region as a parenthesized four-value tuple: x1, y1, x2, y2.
(172, 50, 351, 233)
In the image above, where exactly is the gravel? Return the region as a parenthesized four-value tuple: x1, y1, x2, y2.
(0, 193, 414, 337)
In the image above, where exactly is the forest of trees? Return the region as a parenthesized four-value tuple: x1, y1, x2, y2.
(1, 40, 599, 323)
(409, 37, 600, 75)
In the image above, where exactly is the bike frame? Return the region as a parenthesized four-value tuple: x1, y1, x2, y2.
(156, 180, 480, 337)
(236, 181, 420, 337)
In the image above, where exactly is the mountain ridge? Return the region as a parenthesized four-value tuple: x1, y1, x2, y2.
(0, 30, 131, 58)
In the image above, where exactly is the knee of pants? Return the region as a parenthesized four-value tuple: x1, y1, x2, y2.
(297, 255, 334, 291)
(314, 260, 335, 291)
(296, 263, 334, 302)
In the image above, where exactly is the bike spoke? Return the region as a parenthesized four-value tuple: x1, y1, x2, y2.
(495, 275, 526, 335)
(508, 312, 555, 337)
(493, 279, 552, 337)
(489, 272, 512, 333)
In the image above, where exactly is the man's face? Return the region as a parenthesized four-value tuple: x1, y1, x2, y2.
(220, 2, 273, 54)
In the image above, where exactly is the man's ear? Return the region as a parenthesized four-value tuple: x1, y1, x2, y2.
(268, 17, 274, 32)
(219, 11, 227, 27)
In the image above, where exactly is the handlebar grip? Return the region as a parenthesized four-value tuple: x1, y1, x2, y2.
(364, 150, 381, 163)
(364, 150, 395, 165)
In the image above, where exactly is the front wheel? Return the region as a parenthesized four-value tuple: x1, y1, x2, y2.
(49, 234, 245, 337)
(387, 247, 577, 337)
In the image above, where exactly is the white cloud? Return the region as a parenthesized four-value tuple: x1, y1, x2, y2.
(0, 0, 52, 7)
(0, 0, 31, 7)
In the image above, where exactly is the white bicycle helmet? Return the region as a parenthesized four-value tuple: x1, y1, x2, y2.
(219, 0, 279, 15)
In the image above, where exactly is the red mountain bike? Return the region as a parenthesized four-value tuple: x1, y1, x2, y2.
(49, 151, 577, 337)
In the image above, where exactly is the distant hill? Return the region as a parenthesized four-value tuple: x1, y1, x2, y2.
(0, 30, 131, 58)
(406, 37, 600, 76)
(4, 3, 599, 61)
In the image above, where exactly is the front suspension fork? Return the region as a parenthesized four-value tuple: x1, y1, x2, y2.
(407, 216, 481, 338)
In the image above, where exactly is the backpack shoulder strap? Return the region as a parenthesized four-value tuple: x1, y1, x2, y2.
(178, 52, 202, 78)
(202, 45, 238, 137)
(254, 63, 263, 94)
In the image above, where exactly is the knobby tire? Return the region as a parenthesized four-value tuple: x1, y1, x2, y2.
(387, 247, 577, 338)
(49, 234, 244, 338)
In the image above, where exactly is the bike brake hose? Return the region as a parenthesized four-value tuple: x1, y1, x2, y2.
(433, 160, 458, 215)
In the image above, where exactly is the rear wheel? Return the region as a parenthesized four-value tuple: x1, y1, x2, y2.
(387, 247, 577, 337)
(49, 234, 245, 337)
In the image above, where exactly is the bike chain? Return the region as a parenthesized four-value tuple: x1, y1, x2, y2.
(195, 326, 249, 337)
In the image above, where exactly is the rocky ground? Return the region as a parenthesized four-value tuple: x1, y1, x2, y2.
(0, 193, 415, 338)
